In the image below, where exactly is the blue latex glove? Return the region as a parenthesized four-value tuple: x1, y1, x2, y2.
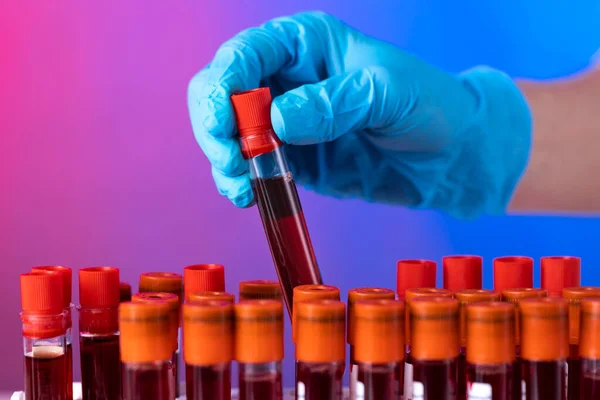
(187, 11, 531, 218)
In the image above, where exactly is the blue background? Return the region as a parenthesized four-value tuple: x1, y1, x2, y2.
(1, 0, 599, 390)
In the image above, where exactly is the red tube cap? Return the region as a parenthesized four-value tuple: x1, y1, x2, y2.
(184, 264, 225, 300)
(32, 266, 72, 307)
(493, 256, 533, 292)
(396, 260, 436, 298)
(443, 256, 482, 292)
(230, 88, 282, 158)
(79, 267, 120, 309)
(20, 271, 64, 313)
(541, 256, 581, 297)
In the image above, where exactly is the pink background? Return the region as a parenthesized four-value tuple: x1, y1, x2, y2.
(2, 0, 599, 392)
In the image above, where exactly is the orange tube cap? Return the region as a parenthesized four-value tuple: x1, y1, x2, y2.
(580, 298, 600, 359)
(520, 297, 569, 361)
(354, 299, 404, 364)
(405, 288, 452, 346)
(188, 291, 236, 304)
(296, 300, 346, 363)
(239, 280, 282, 301)
(563, 286, 600, 345)
(410, 297, 459, 361)
(235, 300, 284, 363)
(347, 287, 395, 345)
(293, 284, 340, 342)
(466, 302, 515, 365)
(455, 289, 501, 347)
(183, 301, 233, 366)
(139, 272, 183, 299)
(133, 292, 180, 351)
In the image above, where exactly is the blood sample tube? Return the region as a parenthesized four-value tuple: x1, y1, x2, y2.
(347, 288, 396, 399)
(296, 299, 346, 400)
(465, 302, 515, 400)
(353, 299, 404, 400)
(404, 288, 452, 399)
(502, 288, 547, 400)
(396, 260, 437, 299)
(20, 271, 68, 400)
(120, 301, 172, 400)
(139, 272, 184, 396)
(187, 291, 236, 304)
(520, 297, 569, 400)
(235, 300, 284, 400)
(78, 266, 122, 400)
(132, 292, 180, 399)
(32, 265, 73, 400)
(292, 284, 340, 344)
(410, 297, 459, 400)
(230, 88, 323, 318)
(183, 264, 226, 299)
(239, 280, 282, 301)
(443, 255, 483, 292)
(183, 300, 233, 400)
(455, 289, 501, 400)
(578, 297, 600, 398)
(493, 256, 534, 294)
(541, 256, 581, 297)
(562, 286, 600, 400)
(120, 282, 132, 302)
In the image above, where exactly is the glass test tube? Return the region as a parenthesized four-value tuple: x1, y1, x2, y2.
(132, 292, 180, 399)
(183, 300, 233, 400)
(442, 255, 483, 293)
(239, 280, 282, 301)
(493, 256, 534, 294)
(347, 288, 396, 399)
(520, 297, 569, 400)
(139, 272, 184, 398)
(466, 302, 516, 400)
(502, 288, 547, 400)
(120, 282, 132, 303)
(296, 299, 346, 400)
(79, 267, 122, 400)
(455, 289, 501, 400)
(353, 299, 404, 400)
(540, 256, 581, 297)
(562, 287, 600, 400)
(404, 288, 452, 399)
(230, 88, 323, 318)
(32, 265, 74, 400)
(410, 297, 459, 400)
(396, 260, 437, 399)
(235, 300, 284, 400)
(120, 301, 173, 400)
(187, 291, 236, 304)
(578, 298, 600, 398)
(21, 271, 68, 400)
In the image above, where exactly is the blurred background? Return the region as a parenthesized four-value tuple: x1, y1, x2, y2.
(1, 0, 599, 392)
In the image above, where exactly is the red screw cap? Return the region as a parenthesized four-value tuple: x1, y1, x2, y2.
(443, 255, 483, 292)
(493, 256, 533, 292)
(396, 260, 437, 298)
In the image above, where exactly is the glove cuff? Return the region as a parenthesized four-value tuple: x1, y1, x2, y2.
(456, 66, 532, 217)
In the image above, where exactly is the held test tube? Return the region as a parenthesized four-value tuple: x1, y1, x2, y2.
(230, 88, 323, 317)
(404, 288, 452, 399)
(20, 271, 68, 400)
(296, 300, 346, 400)
(520, 297, 569, 400)
(410, 297, 460, 400)
(120, 301, 173, 400)
(132, 292, 180, 399)
(347, 288, 396, 399)
(455, 289, 501, 400)
(239, 280, 282, 301)
(353, 299, 404, 400)
(578, 298, 600, 397)
(184, 300, 233, 400)
(139, 272, 184, 397)
(562, 287, 600, 400)
(466, 302, 516, 400)
(79, 267, 122, 400)
(32, 265, 73, 400)
(235, 300, 284, 400)
(502, 288, 547, 400)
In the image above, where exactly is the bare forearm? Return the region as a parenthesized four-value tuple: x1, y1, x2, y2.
(509, 67, 600, 214)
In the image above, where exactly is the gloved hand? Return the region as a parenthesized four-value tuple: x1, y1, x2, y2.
(187, 11, 531, 218)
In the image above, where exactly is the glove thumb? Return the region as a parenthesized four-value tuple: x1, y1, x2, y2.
(271, 66, 396, 145)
